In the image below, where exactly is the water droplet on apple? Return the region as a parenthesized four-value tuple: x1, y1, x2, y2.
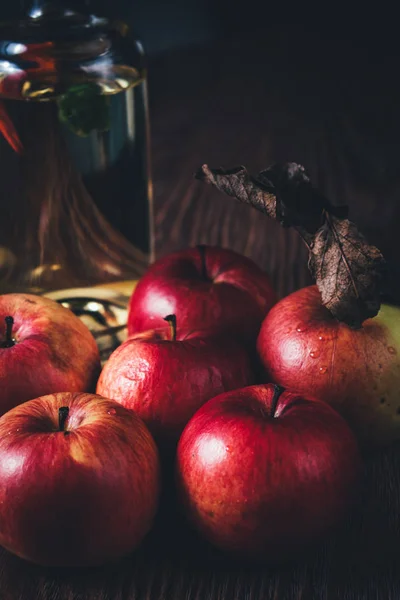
(296, 325, 305, 333)
(310, 350, 320, 359)
(107, 408, 117, 416)
(318, 335, 325, 341)
(319, 366, 328, 374)
(225, 445, 231, 452)
(388, 346, 396, 355)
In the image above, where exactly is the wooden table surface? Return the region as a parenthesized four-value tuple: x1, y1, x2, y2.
(2, 30, 400, 599)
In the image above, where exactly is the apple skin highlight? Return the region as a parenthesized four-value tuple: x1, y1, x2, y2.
(0, 392, 160, 567)
(127, 246, 276, 344)
(97, 321, 255, 447)
(0, 294, 101, 414)
(176, 383, 361, 563)
(257, 285, 400, 445)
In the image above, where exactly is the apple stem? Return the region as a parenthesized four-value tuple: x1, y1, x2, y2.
(58, 407, 69, 433)
(270, 385, 285, 418)
(1, 316, 15, 348)
(197, 245, 208, 280)
(164, 314, 177, 341)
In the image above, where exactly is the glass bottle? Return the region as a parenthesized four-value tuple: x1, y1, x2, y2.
(0, 0, 154, 297)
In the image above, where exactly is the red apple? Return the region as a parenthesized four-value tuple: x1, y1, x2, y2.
(0, 293, 101, 415)
(97, 315, 255, 446)
(176, 383, 361, 563)
(256, 285, 400, 445)
(127, 246, 276, 343)
(0, 392, 160, 567)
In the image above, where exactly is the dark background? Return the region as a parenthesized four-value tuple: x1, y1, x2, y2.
(1, 0, 398, 294)
(5, 1, 399, 56)
(3, 0, 400, 299)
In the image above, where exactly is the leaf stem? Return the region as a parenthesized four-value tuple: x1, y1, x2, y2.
(164, 315, 177, 341)
(270, 385, 285, 418)
(1, 316, 15, 348)
(58, 407, 69, 433)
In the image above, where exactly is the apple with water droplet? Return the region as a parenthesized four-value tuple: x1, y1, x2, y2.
(0, 392, 160, 567)
(0, 294, 101, 414)
(97, 314, 255, 447)
(127, 245, 276, 344)
(257, 285, 400, 445)
(176, 383, 361, 563)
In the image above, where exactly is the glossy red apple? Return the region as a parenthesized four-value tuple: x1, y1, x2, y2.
(0, 392, 160, 567)
(176, 383, 361, 563)
(0, 293, 101, 415)
(97, 315, 255, 446)
(257, 285, 400, 445)
(127, 245, 276, 343)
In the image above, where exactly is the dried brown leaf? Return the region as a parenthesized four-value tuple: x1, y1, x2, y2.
(309, 215, 386, 328)
(196, 162, 387, 327)
(196, 165, 277, 220)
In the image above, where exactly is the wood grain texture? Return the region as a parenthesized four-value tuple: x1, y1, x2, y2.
(1, 444, 400, 600)
(150, 31, 400, 303)
(1, 30, 400, 599)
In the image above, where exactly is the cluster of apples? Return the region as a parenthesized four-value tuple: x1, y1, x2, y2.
(0, 245, 399, 569)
